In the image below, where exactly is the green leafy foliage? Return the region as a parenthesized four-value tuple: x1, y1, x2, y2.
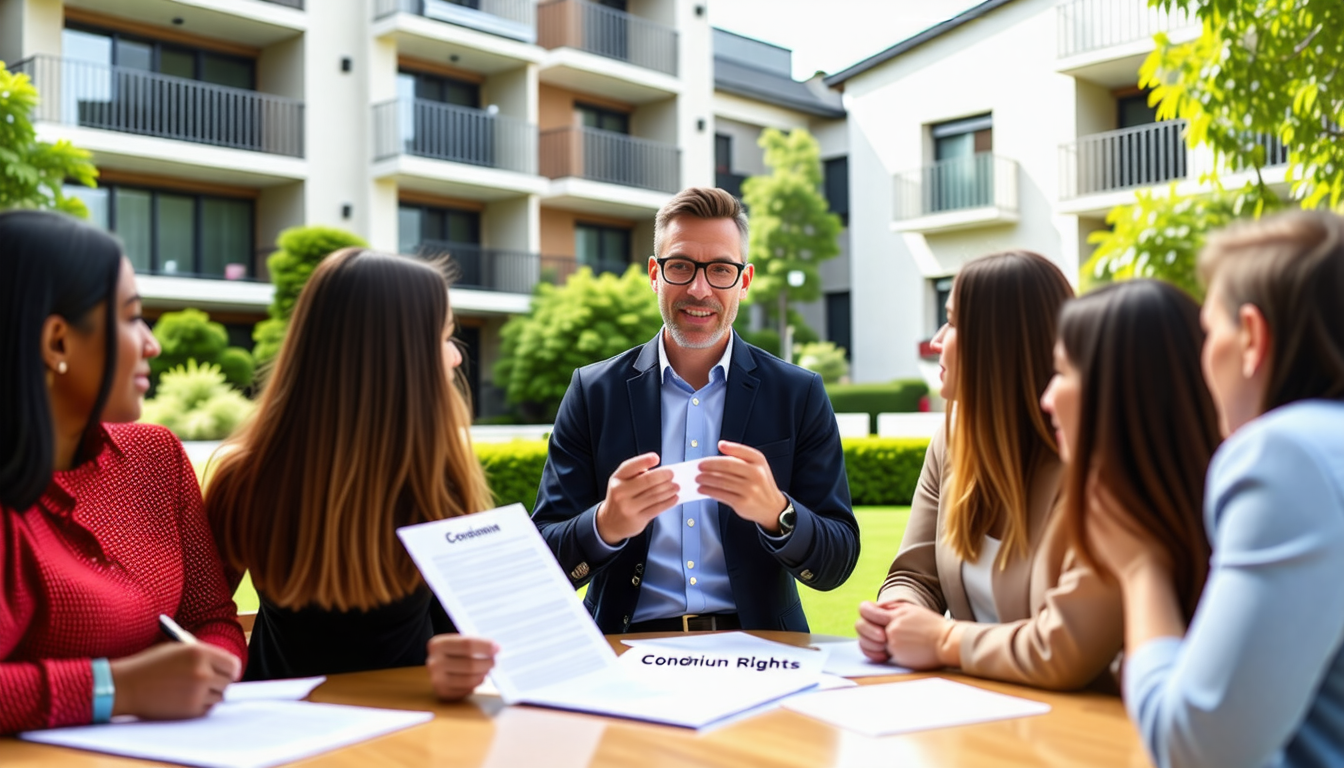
(252, 225, 367, 365)
(1091, 0, 1341, 290)
(471, 436, 931, 511)
(826, 380, 930, 434)
(140, 360, 256, 440)
(150, 309, 254, 390)
(741, 128, 842, 343)
(495, 266, 663, 420)
(793, 341, 850, 384)
(0, 61, 98, 215)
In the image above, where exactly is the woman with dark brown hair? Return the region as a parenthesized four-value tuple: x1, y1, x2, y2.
(856, 251, 1125, 691)
(1070, 212, 1344, 768)
(206, 247, 497, 700)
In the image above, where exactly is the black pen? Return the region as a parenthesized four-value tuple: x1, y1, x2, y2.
(158, 613, 200, 645)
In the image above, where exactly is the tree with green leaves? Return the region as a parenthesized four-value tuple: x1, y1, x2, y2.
(252, 225, 367, 365)
(150, 308, 255, 391)
(1087, 0, 1341, 292)
(741, 128, 841, 362)
(495, 266, 662, 421)
(0, 61, 98, 215)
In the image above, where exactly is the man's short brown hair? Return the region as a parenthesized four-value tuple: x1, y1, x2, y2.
(653, 187, 750, 262)
(1199, 209, 1344, 411)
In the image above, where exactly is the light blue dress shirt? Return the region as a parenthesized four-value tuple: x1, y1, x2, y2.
(1125, 399, 1344, 768)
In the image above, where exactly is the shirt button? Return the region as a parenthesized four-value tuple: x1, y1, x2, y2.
(690, 577, 698, 585)
(687, 519, 695, 527)
(687, 560, 695, 569)
(691, 440, 698, 448)
(692, 398, 700, 406)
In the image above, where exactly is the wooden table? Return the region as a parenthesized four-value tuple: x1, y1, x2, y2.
(0, 632, 1151, 767)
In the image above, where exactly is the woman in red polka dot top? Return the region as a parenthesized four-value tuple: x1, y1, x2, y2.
(0, 211, 248, 734)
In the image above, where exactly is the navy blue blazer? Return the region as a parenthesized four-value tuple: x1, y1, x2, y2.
(531, 332, 859, 634)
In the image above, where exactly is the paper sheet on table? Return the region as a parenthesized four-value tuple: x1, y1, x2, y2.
(223, 676, 326, 702)
(662, 458, 711, 505)
(398, 505, 824, 729)
(19, 701, 432, 768)
(782, 678, 1051, 737)
(809, 639, 914, 678)
(622, 630, 806, 656)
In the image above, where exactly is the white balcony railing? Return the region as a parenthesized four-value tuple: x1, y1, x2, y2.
(1060, 119, 1189, 199)
(1056, 0, 1198, 58)
(374, 0, 536, 42)
(893, 153, 1019, 221)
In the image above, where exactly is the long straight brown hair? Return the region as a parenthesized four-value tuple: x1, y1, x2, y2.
(206, 248, 493, 611)
(944, 251, 1074, 566)
(1057, 280, 1221, 621)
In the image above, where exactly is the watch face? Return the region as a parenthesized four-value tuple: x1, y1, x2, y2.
(780, 507, 796, 531)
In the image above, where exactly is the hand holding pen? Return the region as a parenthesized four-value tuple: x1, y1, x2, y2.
(103, 614, 243, 721)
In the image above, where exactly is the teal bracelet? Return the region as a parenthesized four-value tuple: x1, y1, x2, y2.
(91, 658, 115, 724)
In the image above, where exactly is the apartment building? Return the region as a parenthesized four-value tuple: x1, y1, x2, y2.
(709, 28, 850, 356)
(825, 0, 1289, 387)
(0, 0, 714, 416)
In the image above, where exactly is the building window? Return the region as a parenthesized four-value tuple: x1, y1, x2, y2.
(577, 103, 630, 134)
(825, 291, 851, 360)
(396, 70, 480, 108)
(715, 134, 732, 174)
(823, 156, 849, 224)
(933, 276, 954, 330)
(65, 183, 254, 279)
(63, 25, 255, 89)
(929, 114, 993, 212)
(398, 204, 481, 255)
(576, 223, 631, 276)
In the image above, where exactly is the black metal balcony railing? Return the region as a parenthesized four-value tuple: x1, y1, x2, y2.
(540, 125, 679, 193)
(1060, 119, 1189, 199)
(893, 153, 1020, 220)
(15, 55, 304, 157)
(373, 0, 536, 40)
(716, 170, 749, 201)
(538, 0, 678, 76)
(373, 99, 537, 174)
(1057, 0, 1197, 58)
(416, 240, 546, 294)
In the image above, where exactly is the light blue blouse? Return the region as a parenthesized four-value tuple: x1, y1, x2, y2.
(1125, 399, 1344, 768)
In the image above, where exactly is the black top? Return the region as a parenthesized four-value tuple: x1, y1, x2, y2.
(243, 585, 456, 681)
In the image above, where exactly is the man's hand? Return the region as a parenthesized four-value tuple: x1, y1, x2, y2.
(426, 635, 497, 701)
(594, 453, 678, 545)
(697, 441, 789, 533)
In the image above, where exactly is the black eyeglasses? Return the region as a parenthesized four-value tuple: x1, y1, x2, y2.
(655, 257, 746, 289)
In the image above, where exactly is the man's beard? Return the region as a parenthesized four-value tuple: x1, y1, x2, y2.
(661, 296, 735, 350)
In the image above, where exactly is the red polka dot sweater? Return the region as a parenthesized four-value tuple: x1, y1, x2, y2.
(0, 423, 247, 733)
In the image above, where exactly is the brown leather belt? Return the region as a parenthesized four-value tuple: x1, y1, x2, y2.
(627, 613, 742, 633)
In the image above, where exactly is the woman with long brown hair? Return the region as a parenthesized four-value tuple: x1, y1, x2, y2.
(206, 247, 497, 699)
(856, 250, 1124, 691)
(1072, 212, 1344, 768)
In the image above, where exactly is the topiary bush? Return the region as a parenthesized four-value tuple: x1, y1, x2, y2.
(140, 360, 256, 440)
(826, 379, 930, 434)
(793, 341, 849, 383)
(150, 308, 254, 391)
(253, 225, 368, 366)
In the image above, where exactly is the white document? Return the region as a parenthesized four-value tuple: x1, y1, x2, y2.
(662, 458, 711, 505)
(809, 639, 914, 678)
(20, 701, 432, 768)
(222, 676, 326, 703)
(397, 505, 823, 729)
(782, 678, 1051, 737)
(622, 630, 804, 656)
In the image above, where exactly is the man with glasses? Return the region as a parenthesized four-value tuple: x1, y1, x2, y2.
(532, 187, 858, 634)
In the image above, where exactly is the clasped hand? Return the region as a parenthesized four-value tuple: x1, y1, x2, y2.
(855, 600, 958, 670)
(595, 441, 788, 545)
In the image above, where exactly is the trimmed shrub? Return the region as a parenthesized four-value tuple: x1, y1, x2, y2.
(475, 440, 551, 512)
(826, 379, 930, 434)
(794, 341, 849, 383)
(140, 360, 256, 440)
(150, 309, 254, 391)
(253, 225, 368, 365)
(842, 437, 930, 506)
(471, 435, 931, 512)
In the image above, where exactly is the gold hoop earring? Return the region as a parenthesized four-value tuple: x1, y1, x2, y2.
(57, 361, 68, 375)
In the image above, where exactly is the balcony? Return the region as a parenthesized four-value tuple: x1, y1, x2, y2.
(541, 126, 679, 193)
(374, 98, 537, 174)
(538, 0, 677, 76)
(1060, 119, 1189, 200)
(891, 153, 1020, 233)
(1057, 0, 1196, 58)
(17, 55, 304, 158)
(416, 240, 548, 294)
(716, 170, 750, 202)
(373, 0, 536, 43)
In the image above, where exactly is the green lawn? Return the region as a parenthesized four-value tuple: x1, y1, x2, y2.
(229, 507, 908, 637)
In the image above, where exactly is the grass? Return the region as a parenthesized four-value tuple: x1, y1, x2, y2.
(227, 507, 909, 637)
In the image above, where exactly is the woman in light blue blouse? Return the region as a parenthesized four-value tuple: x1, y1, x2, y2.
(1055, 210, 1344, 768)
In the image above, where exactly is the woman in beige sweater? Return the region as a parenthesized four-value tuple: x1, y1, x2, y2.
(855, 250, 1123, 692)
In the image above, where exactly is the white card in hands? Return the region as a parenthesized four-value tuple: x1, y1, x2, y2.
(662, 458, 712, 506)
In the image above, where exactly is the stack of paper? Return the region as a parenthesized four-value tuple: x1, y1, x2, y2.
(398, 505, 828, 729)
(782, 677, 1051, 737)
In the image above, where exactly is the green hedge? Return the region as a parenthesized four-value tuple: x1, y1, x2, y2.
(473, 436, 931, 511)
(826, 379, 930, 434)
